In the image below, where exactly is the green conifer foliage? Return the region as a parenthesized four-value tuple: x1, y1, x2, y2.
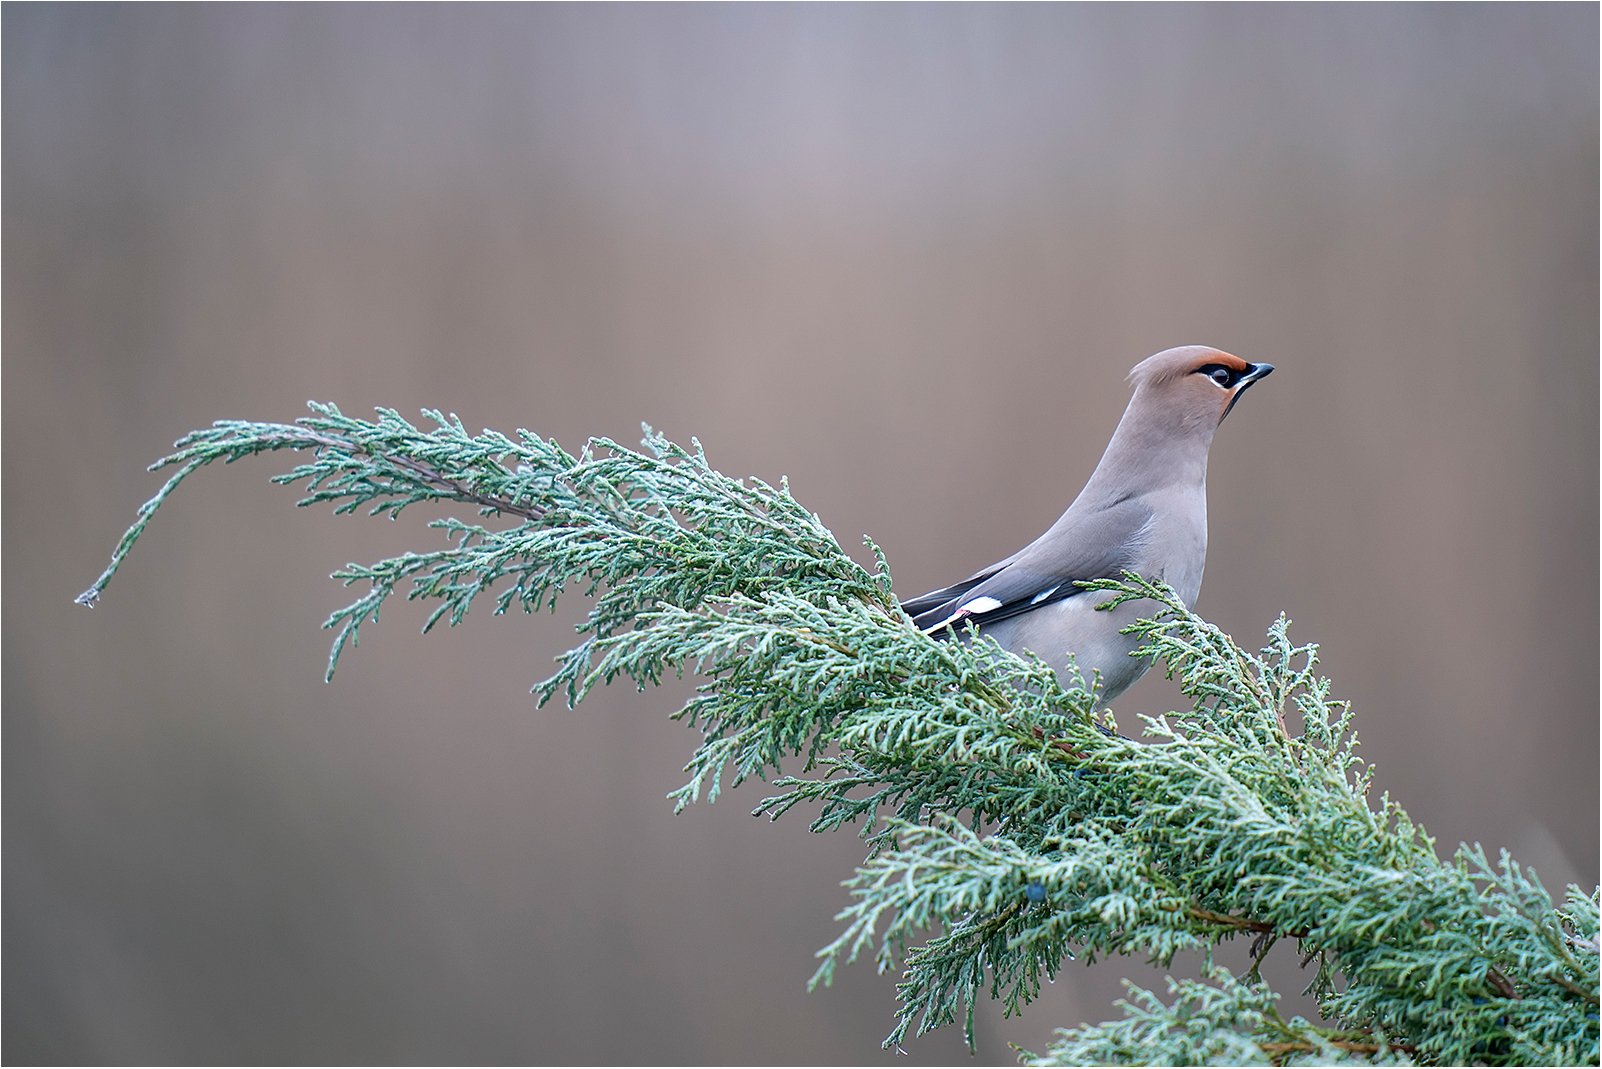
(81, 404, 1600, 1066)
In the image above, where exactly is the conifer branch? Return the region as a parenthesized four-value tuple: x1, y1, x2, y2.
(80, 404, 1600, 1066)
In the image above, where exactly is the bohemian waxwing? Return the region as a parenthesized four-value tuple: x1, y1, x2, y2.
(900, 346, 1273, 708)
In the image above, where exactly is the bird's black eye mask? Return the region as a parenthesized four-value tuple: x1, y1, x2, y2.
(1197, 362, 1275, 422)
(1196, 363, 1241, 388)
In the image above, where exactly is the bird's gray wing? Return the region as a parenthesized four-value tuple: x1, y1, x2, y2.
(904, 498, 1154, 634)
(896, 560, 1013, 621)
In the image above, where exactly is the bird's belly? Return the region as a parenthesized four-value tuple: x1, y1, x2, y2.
(976, 593, 1152, 709)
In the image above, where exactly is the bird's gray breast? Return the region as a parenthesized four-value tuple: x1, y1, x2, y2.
(978, 480, 1208, 708)
(1128, 481, 1208, 609)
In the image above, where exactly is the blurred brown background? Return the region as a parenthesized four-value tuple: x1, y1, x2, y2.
(5, 4, 1597, 1064)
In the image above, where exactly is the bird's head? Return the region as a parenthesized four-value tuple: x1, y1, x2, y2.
(1127, 345, 1274, 433)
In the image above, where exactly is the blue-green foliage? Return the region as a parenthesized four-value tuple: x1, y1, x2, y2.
(81, 404, 1600, 1066)
(1033, 968, 1416, 1066)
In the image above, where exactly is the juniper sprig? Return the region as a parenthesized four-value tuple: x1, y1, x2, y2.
(80, 404, 1599, 1065)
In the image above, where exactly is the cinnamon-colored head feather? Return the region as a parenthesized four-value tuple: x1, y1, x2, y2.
(1127, 345, 1248, 389)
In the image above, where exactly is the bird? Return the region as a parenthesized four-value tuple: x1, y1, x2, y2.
(899, 346, 1273, 708)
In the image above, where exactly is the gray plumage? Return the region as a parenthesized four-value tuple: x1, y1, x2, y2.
(901, 346, 1273, 708)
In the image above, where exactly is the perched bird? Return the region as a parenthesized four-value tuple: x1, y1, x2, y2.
(900, 346, 1272, 708)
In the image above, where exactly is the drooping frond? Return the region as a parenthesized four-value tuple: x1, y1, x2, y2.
(81, 404, 1600, 1065)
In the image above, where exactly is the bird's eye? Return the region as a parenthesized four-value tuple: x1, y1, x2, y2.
(1208, 367, 1235, 388)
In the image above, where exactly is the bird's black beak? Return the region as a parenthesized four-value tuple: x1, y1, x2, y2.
(1221, 362, 1273, 423)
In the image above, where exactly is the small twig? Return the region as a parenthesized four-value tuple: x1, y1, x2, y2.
(1547, 970, 1599, 1004)
(1259, 1039, 1416, 1056)
(1486, 964, 1520, 1000)
(1188, 906, 1273, 933)
(1030, 726, 1089, 760)
(1187, 906, 1307, 939)
(262, 423, 551, 521)
(1249, 931, 1278, 975)
(385, 453, 548, 521)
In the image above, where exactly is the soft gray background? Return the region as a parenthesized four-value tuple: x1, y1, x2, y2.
(5, 4, 1597, 1064)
